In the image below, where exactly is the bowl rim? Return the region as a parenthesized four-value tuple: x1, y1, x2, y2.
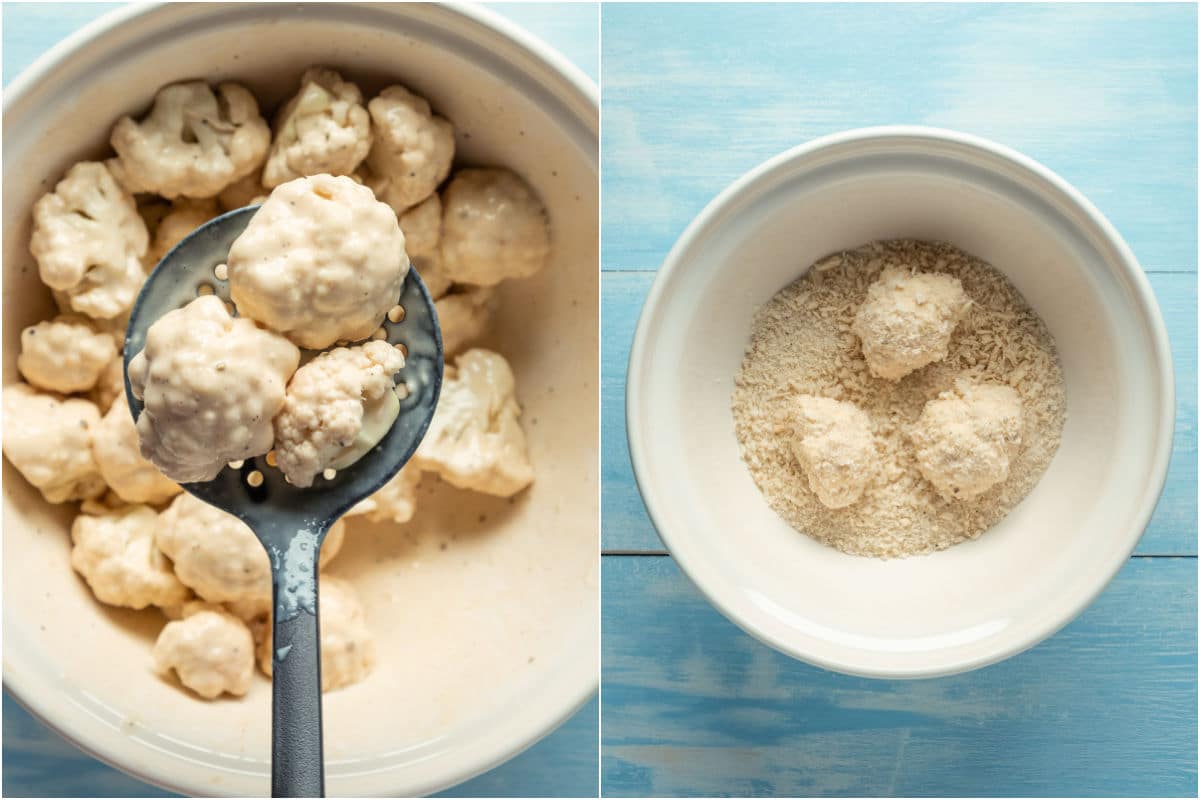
(625, 124, 1176, 680)
(2, 1, 598, 796)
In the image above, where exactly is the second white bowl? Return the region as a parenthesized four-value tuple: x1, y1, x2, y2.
(627, 126, 1173, 678)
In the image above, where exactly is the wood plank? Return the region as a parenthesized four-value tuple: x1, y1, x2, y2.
(600, 555, 1198, 798)
(602, 271, 1198, 555)
(601, 3, 1198, 272)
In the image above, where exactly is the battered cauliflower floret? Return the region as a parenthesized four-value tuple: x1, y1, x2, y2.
(127, 295, 300, 483)
(789, 396, 877, 510)
(257, 577, 374, 692)
(148, 198, 219, 265)
(90, 353, 126, 414)
(399, 193, 452, 299)
(440, 168, 551, 286)
(273, 341, 406, 488)
(153, 602, 255, 699)
(435, 286, 498, 357)
(2, 384, 106, 503)
(217, 172, 267, 212)
(348, 463, 421, 524)
(109, 81, 270, 199)
(30, 162, 149, 319)
(263, 68, 372, 188)
(92, 393, 181, 505)
(70, 504, 189, 610)
(157, 492, 345, 618)
(413, 349, 533, 497)
(909, 381, 1024, 501)
(364, 85, 454, 211)
(851, 266, 971, 381)
(226, 174, 409, 349)
(18, 314, 117, 393)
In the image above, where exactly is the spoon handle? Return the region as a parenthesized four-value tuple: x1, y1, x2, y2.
(270, 553, 325, 797)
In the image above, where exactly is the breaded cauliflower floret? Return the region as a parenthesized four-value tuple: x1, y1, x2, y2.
(909, 381, 1024, 501)
(109, 81, 270, 199)
(263, 68, 372, 188)
(226, 174, 409, 349)
(148, 198, 219, 265)
(2, 384, 106, 503)
(217, 172, 267, 212)
(435, 287, 498, 357)
(399, 193, 452, 299)
(347, 463, 421, 524)
(92, 393, 181, 505)
(257, 577, 374, 692)
(128, 295, 300, 483)
(70, 504, 189, 610)
(789, 396, 877, 510)
(440, 168, 551, 286)
(18, 314, 117, 393)
(30, 162, 149, 319)
(157, 492, 345, 618)
(413, 349, 533, 497)
(153, 602, 255, 699)
(364, 85, 455, 211)
(851, 266, 971, 381)
(274, 341, 405, 488)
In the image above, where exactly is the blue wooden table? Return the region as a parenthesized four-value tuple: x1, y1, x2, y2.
(0, 3, 598, 797)
(601, 3, 1197, 797)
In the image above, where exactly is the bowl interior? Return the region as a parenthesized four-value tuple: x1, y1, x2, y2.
(3, 4, 597, 796)
(629, 131, 1171, 677)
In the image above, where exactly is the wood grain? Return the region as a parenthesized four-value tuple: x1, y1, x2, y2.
(602, 556, 1197, 798)
(601, 3, 1198, 273)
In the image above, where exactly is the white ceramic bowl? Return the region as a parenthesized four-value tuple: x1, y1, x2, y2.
(627, 126, 1173, 679)
(3, 4, 598, 796)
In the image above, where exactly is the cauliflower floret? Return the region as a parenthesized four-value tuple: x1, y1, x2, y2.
(2, 384, 106, 503)
(109, 81, 270, 199)
(263, 68, 372, 188)
(257, 576, 374, 692)
(347, 462, 421, 524)
(18, 314, 117, 393)
(90, 353, 126, 414)
(157, 492, 345, 618)
(363, 85, 454, 211)
(30, 162, 149, 319)
(153, 602, 255, 699)
(789, 396, 877, 509)
(909, 381, 1024, 501)
(226, 174, 409, 349)
(70, 504, 189, 610)
(92, 393, 181, 505)
(148, 198, 219, 265)
(217, 172, 267, 212)
(413, 349, 533, 497)
(399, 193, 452, 299)
(851, 266, 971, 381)
(440, 168, 551, 286)
(435, 286, 498, 357)
(128, 295, 300, 483)
(273, 341, 406, 488)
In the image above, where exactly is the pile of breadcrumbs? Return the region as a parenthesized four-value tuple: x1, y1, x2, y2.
(731, 239, 1066, 558)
